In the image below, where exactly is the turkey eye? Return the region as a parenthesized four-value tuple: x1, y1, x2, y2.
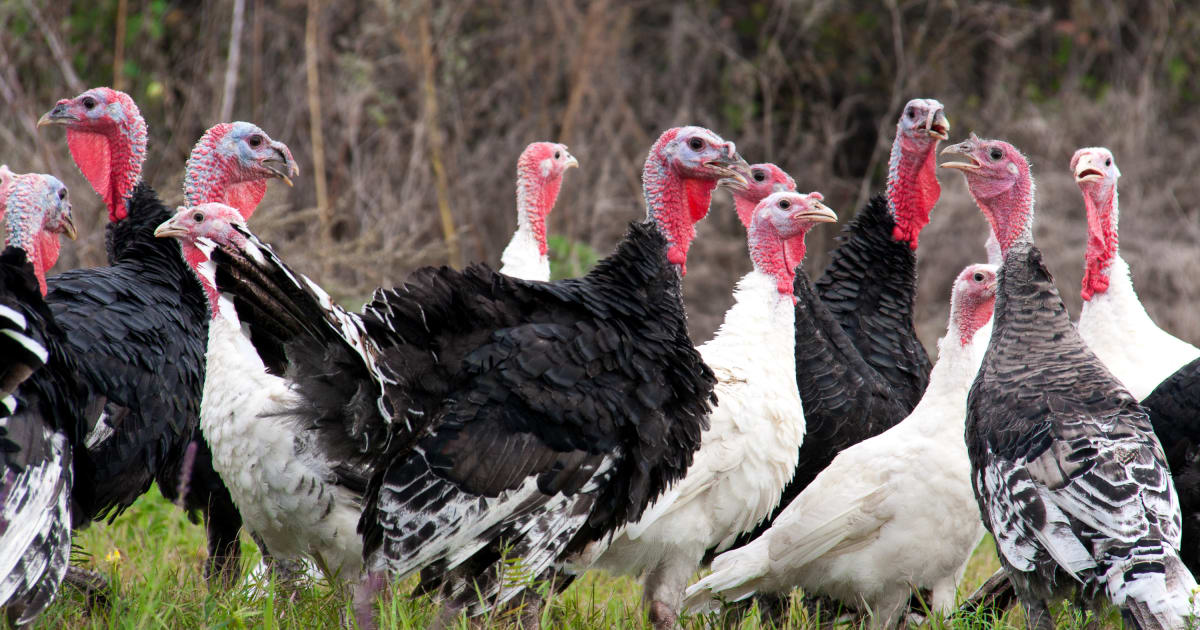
(82, 96, 97, 110)
(58, 188, 67, 200)
(192, 212, 205, 223)
(752, 170, 766, 182)
(1105, 158, 1111, 167)
(906, 107, 916, 119)
(248, 135, 263, 147)
(973, 272, 985, 282)
(688, 138, 704, 151)
(989, 148, 1003, 161)
(778, 199, 791, 209)
(554, 151, 561, 159)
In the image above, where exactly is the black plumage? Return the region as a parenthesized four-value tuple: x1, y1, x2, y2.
(44, 183, 241, 581)
(1140, 357, 1200, 577)
(967, 243, 1190, 630)
(0, 246, 85, 626)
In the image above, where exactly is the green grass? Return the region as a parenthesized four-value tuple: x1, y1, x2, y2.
(35, 488, 1124, 629)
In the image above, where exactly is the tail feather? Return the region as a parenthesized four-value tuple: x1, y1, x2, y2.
(682, 538, 771, 613)
(1113, 555, 1198, 630)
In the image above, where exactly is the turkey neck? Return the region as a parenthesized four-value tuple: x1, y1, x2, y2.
(515, 163, 563, 258)
(972, 176, 1035, 257)
(183, 124, 268, 221)
(886, 133, 941, 249)
(67, 114, 146, 223)
(1081, 184, 1119, 301)
(4, 219, 52, 295)
(749, 223, 800, 302)
(642, 156, 716, 276)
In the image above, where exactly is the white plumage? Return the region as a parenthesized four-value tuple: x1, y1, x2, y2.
(684, 264, 998, 628)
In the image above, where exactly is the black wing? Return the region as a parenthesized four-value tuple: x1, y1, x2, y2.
(1141, 357, 1200, 576)
(815, 195, 931, 410)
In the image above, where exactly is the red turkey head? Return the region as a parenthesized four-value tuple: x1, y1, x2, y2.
(941, 134, 1034, 256)
(184, 122, 300, 221)
(1071, 147, 1121, 300)
(729, 163, 797, 229)
(155, 203, 249, 314)
(888, 98, 949, 249)
(516, 142, 578, 256)
(644, 126, 751, 273)
(38, 87, 147, 222)
(1, 169, 76, 294)
(950, 263, 998, 346)
(749, 190, 837, 300)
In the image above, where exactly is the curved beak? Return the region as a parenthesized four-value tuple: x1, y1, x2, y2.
(564, 154, 579, 170)
(940, 139, 982, 172)
(1073, 154, 1104, 184)
(798, 200, 838, 224)
(927, 109, 950, 141)
(154, 216, 187, 239)
(37, 104, 72, 128)
(59, 215, 77, 241)
(261, 141, 300, 187)
(712, 152, 752, 191)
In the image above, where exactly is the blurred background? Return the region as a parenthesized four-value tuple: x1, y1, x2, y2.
(2, 0, 1199, 349)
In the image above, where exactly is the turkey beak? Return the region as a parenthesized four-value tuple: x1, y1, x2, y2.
(564, 154, 579, 170)
(1073, 154, 1104, 184)
(798, 201, 838, 224)
(927, 109, 950, 141)
(712, 154, 752, 191)
(60, 215, 77, 241)
(939, 140, 982, 172)
(262, 143, 299, 187)
(37, 104, 72, 128)
(154, 217, 188, 239)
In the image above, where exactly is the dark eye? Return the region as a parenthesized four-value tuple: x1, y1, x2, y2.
(906, 107, 916, 119)
(58, 188, 67, 200)
(192, 212, 205, 223)
(989, 147, 1003, 161)
(688, 137, 704, 151)
(752, 170, 766, 182)
(553, 151, 561, 159)
(248, 135, 263, 148)
(1104, 158, 1111, 167)
(973, 272, 985, 282)
(778, 199, 791, 209)
(82, 96, 97, 110)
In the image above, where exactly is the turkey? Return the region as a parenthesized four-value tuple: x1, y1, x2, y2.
(579, 190, 836, 630)
(729, 100, 948, 575)
(37, 88, 296, 584)
(1070, 147, 1199, 400)
(685, 263, 997, 629)
(0, 168, 81, 626)
(499, 142, 577, 281)
(155, 126, 745, 626)
(1140, 359, 1200, 576)
(943, 135, 1197, 630)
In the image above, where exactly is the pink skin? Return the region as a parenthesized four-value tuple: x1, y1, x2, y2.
(951, 264, 998, 346)
(153, 203, 249, 314)
(1, 171, 77, 294)
(1070, 147, 1120, 301)
(642, 126, 751, 275)
(888, 98, 950, 249)
(184, 122, 300, 221)
(730, 163, 806, 273)
(747, 191, 838, 301)
(515, 142, 578, 256)
(940, 134, 1035, 256)
(38, 87, 148, 223)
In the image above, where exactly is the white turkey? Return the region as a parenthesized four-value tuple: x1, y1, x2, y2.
(499, 142, 577, 281)
(943, 134, 1197, 630)
(580, 190, 836, 629)
(684, 262, 998, 628)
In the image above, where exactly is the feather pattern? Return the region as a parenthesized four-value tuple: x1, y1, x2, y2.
(1140, 357, 1200, 578)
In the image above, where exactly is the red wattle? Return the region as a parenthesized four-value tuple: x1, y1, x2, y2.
(183, 244, 222, 315)
(67, 129, 120, 219)
(890, 148, 940, 250)
(684, 178, 718, 224)
(226, 180, 268, 220)
(957, 294, 996, 346)
(1080, 190, 1117, 301)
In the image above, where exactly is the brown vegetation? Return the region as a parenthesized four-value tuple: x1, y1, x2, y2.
(2, 0, 1199, 348)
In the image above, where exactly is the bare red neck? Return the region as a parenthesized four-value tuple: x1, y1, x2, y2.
(886, 135, 941, 249)
(184, 123, 267, 220)
(515, 163, 564, 257)
(642, 131, 716, 276)
(749, 224, 801, 301)
(971, 176, 1035, 257)
(1080, 186, 1118, 301)
(954, 291, 996, 346)
(66, 113, 147, 223)
(181, 241, 222, 316)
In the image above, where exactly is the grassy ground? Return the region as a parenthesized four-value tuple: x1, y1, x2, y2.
(34, 487, 1123, 629)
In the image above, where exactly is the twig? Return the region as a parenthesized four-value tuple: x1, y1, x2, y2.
(21, 0, 84, 93)
(218, 0, 246, 122)
(418, 3, 462, 269)
(113, 0, 127, 91)
(305, 0, 331, 274)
